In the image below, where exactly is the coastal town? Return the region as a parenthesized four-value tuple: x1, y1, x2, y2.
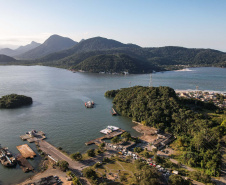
(176, 90, 226, 108)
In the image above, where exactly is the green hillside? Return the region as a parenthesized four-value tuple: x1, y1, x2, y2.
(74, 54, 160, 73)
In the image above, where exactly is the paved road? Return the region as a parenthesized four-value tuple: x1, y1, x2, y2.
(38, 140, 117, 183)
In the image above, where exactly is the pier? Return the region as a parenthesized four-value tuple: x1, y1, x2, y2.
(20, 130, 46, 143)
(85, 128, 125, 145)
(16, 144, 36, 159)
(17, 154, 34, 172)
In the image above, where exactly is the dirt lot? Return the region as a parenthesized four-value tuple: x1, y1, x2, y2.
(18, 167, 71, 185)
(133, 124, 157, 143)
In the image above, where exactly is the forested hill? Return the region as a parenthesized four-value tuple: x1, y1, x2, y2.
(74, 54, 160, 73)
(0, 55, 16, 63)
(105, 86, 225, 176)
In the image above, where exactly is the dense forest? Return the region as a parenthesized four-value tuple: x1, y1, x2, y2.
(0, 94, 32, 108)
(105, 86, 225, 176)
(74, 54, 160, 73)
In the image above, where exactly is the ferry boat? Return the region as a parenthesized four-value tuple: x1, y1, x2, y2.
(85, 101, 94, 108)
(0, 145, 17, 167)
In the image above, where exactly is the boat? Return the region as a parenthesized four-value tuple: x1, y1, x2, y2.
(0, 145, 17, 167)
(100, 126, 120, 134)
(111, 108, 117, 116)
(85, 101, 94, 108)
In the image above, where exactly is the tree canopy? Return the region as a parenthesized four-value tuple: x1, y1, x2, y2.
(0, 94, 32, 108)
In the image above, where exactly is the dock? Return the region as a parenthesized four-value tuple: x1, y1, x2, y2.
(17, 154, 34, 172)
(16, 144, 36, 159)
(20, 130, 46, 143)
(85, 128, 125, 145)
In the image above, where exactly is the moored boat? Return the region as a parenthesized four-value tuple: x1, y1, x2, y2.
(0, 145, 17, 167)
(85, 101, 94, 108)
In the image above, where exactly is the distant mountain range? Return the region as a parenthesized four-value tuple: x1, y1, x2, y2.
(16, 34, 77, 60)
(0, 35, 225, 73)
(0, 41, 40, 57)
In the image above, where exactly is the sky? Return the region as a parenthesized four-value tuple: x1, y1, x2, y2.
(0, 0, 226, 51)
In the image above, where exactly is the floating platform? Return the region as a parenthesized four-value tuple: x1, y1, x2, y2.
(16, 144, 36, 159)
(17, 154, 34, 172)
(20, 130, 46, 143)
(86, 128, 125, 145)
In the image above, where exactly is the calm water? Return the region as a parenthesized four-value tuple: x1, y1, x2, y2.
(0, 66, 225, 184)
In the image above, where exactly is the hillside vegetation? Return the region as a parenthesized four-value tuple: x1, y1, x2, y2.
(105, 86, 225, 176)
(0, 94, 32, 108)
(74, 54, 159, 73)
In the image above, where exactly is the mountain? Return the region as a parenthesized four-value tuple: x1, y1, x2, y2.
(39, 36, 139, 62)
(0, 41, 41, 57)
(74, 54, 159, 73)
(14, 41, 41, 56)
(0, 55, 17, 63)
(17, 35, 78, 59)
(0, 48, 15, 56)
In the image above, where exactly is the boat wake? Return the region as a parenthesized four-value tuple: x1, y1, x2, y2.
(175, 68, 194, 72)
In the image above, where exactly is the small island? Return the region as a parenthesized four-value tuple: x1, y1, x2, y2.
(0, 94, 32, 109)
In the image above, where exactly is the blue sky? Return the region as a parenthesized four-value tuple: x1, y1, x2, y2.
(0, 0, 226, 51)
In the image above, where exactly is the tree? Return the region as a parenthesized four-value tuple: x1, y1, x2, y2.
(121, 132, 131, 141)
(134, 147, 143, 153)
(111, 136, 120, 144)
(70, 152, 82, 161)
(152, 148, 157, 154)
(99, 142, 105, 149)
(57, 160, 69, 172)
(83, 168, 97, 179)
(87, 149, 95, 157)
(169, 175, 190, 185)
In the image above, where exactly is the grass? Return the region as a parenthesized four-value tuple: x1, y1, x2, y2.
(95, 160, 136, 184)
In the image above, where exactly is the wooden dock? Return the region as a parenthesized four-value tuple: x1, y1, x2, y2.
(16, 144, 36, 159)
(17, 154, 34, 172)
(85, 129, 125, 145)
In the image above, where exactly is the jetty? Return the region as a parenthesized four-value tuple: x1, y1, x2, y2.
(20, 130, 46, 143)
(17, 154, 34, 172)
(16, 144, 36, 159)
(85, 128, 125, 145)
